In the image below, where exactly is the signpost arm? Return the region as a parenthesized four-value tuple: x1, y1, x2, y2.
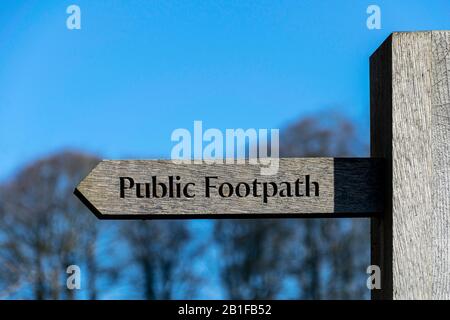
(371, 31, 450, 299)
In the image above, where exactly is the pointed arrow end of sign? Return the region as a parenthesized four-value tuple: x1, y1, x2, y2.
(73, 187, 105, 220)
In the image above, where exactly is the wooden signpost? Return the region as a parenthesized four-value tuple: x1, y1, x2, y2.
(75, 32, 450, 300)
(74, 158, 383, 218)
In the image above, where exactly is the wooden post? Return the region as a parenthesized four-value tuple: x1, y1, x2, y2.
(371, 31, 450, 299)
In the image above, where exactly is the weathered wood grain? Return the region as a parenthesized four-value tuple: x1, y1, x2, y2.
(74, 158, 383, 218)
(430, 31, 450, 300)
(371, 31, 450, 300)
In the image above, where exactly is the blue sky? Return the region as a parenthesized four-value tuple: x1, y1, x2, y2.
(1, 0, 450, 180)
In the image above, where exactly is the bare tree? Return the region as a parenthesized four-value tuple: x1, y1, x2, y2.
(0, 113, 369, 299)
(0, 151, 102, 299)
(120, 220, 197, 299)
(281, 113, 369, 299)
(214, 113, 370, 299)
(214, 219, 291, 299)
(0, 151, 202, 300)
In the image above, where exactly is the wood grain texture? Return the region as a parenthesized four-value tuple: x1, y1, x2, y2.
(74, 158, 383, 218)
(371, 31, 450, 300)
(430, 31, 450, 299)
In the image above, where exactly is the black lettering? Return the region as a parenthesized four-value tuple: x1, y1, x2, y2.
(145, 182, 151, 197)
(279, 182, 292, 197)
(262, 182, 277, 203)
(119, 177, 134, 198)
(183, 182, 195, 198)
(152, 176, 167, 198)
(295, 179, 304, 196)
(219, 182, 234, 197)
(175, 176, 181, 197)
(252, 179, 261, 197)
(205, 176, 218, 197)
(305, 175, 319, 197)
(168, 176, 174, 197)
(135, 182, 145, 198)
(236, 182, 250, 197)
